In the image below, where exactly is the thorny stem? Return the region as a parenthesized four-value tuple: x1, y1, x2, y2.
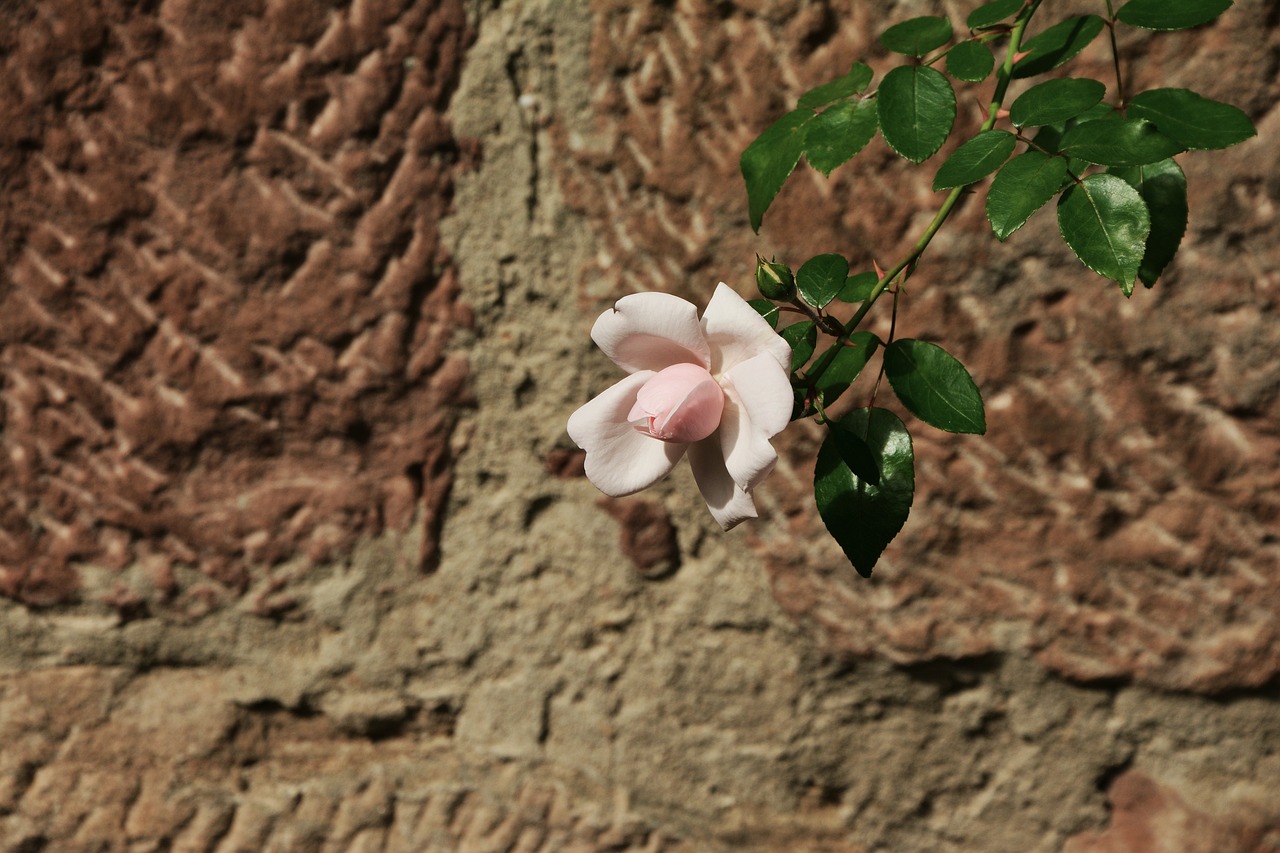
(1103, 0, 1127, 109)
(799, 0, 1044, 411)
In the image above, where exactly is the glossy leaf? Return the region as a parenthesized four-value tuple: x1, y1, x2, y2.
(1058, 116, 1183, 167)
(827, 423, 881, 486)
(797, 254, 850, 309)
(805, 99, 879, 176)
(986, 151, 1069, 240)
(812, 332, 880, 407)
(1009, 78, 1107, 127)
(1128, 88, 1257, 150)
(814, 407, 914, 578)
(880, 15, 953, 56)
(967, 0, 1025, 30)
(933, 130, 1017, 190)
(946, 40, 996, 82)
(1111, 158, 1188, 287)
(1116, 0, 1232, 30)
(1013, 15, 1105, 78)
(748, 298, 781, 329)
(781, 321, 818, 372)
(1057, 173, 1151, 295)
(838, 271, 879, 303)
(884, 339, 986, 434)
(741, 109, 812, 232)
(798, 62, 874, 109)
(877, 65, 956, 164)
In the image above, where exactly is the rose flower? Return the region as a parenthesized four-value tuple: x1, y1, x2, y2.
(568, 283, 793, 529)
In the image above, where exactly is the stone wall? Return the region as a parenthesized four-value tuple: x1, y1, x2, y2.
(1, 0, 1278, 850)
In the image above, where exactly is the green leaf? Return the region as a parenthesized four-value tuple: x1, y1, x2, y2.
(1127, 88, 1256, 150)
(748, 298, 781, 329)
(1111, 158, 1188, 287)
(986, 151, 1070, 240)
(1116, 0, 1232, 30)
(1058, 116, 1183, 166)
(877, 65, 957, 164)
(781, 321, 818, 372)
(741, 108, 813, 232)
(811, 332, 880, 407)
(798, 62, 874, 109)
(1009, 78, 1107, 127)
(880, 15, 953, 56)
(1013, 15, 1105, 78)
(884, 339, 986, 434)
(932, 130, 1017, 190)
(814, 407, 914, 578)
(838, 271, 879, 303)
(797, 254, 850, 309)
(967, 0, 1025, 30)
(946, 40, 996, 82)
(827, 423, 881, 486)
(1057, 173, 1151, 295)
(804, 99, 879, 176)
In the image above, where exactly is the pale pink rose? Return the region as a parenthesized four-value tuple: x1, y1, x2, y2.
(567, 283, 794, 530)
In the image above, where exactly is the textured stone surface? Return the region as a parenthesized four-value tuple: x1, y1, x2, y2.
(556, 0, 1280, 694)
(0, 0, 471, 608)
(1, 0, 1279, 851)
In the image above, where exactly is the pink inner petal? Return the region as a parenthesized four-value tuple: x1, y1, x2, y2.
(630, 363, 724, 443)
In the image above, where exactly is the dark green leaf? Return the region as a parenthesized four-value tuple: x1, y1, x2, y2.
(838, 271, 879, 303)
(1009, 78, 1107, 127)
(797, 254, 850, 309)
(1128, 88, 1256, 150)
(946, 40, 996, 82)
(1116, 0, 1232, 30)
(1111, 158, 1188, 287)
(811, 332, 880, 406)
(827, 423, 881, 486)
(1058, 116, 1183, 166)
(805, 99, 879, 176)
(798, 62, 875, 109)
(748, 298, 780, 329)
(814, 407, 914, 578)
(877, 65, 957, 164)
(1057, 173, 1151, 295)
(781, 321, 818, 372)
(880, 15, 953, 56)
(884, 339, 986, 434)
(986, 151, 1069, 240)
(1013, 15, 1105, 78)
(967, 0, 1025, 30)
(741, 108, 813, 232)
(933, 130, 1017, 190)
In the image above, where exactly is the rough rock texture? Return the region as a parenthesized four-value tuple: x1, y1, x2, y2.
(2, 0, 1279, 851)
(0, 0, 472, 609)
